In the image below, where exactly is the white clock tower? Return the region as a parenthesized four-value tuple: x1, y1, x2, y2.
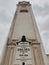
(1, 1, 48, 65)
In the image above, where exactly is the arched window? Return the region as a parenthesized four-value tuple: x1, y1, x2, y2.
(22, 62, 25, 65)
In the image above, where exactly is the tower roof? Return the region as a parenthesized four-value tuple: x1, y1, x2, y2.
(17, 1, 31, 6)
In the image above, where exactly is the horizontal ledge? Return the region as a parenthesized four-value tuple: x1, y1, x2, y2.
(31, 43, 40, 46)
(7, 43, 16, 46)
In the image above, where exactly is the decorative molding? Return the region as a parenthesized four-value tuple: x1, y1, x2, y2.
(17, 1, 31, 6)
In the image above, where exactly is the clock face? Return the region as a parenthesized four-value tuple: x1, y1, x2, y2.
(13, 42, 33, 65)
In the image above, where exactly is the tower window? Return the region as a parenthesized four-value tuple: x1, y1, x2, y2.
(22, 62, 25, 65)
(20, 10, 28, 12)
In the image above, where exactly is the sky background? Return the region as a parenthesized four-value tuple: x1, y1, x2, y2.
(0, 0, 49, 61)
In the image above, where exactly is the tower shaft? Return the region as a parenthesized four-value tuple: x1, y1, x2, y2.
(1, 1, 47, 65)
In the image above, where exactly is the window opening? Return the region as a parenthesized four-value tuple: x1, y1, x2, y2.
(20, 10, 28, 12)
(22, 62, 25, 65)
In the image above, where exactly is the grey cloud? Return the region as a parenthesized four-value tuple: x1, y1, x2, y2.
(33, 2, 49, 34)
(0, 11, 11, 23)
(38, 17, 49, 31)
(42, 18, 49, 31)
(41, 31, 49, 54)
(33, 2, 49, 16)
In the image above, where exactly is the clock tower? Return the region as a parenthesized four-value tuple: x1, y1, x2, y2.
(1, 1, 48, 65)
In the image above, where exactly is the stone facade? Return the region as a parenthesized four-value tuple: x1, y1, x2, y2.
(1, 1, 48, 65)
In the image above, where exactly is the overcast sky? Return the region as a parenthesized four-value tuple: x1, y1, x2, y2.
(0, 0, 49, 60)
